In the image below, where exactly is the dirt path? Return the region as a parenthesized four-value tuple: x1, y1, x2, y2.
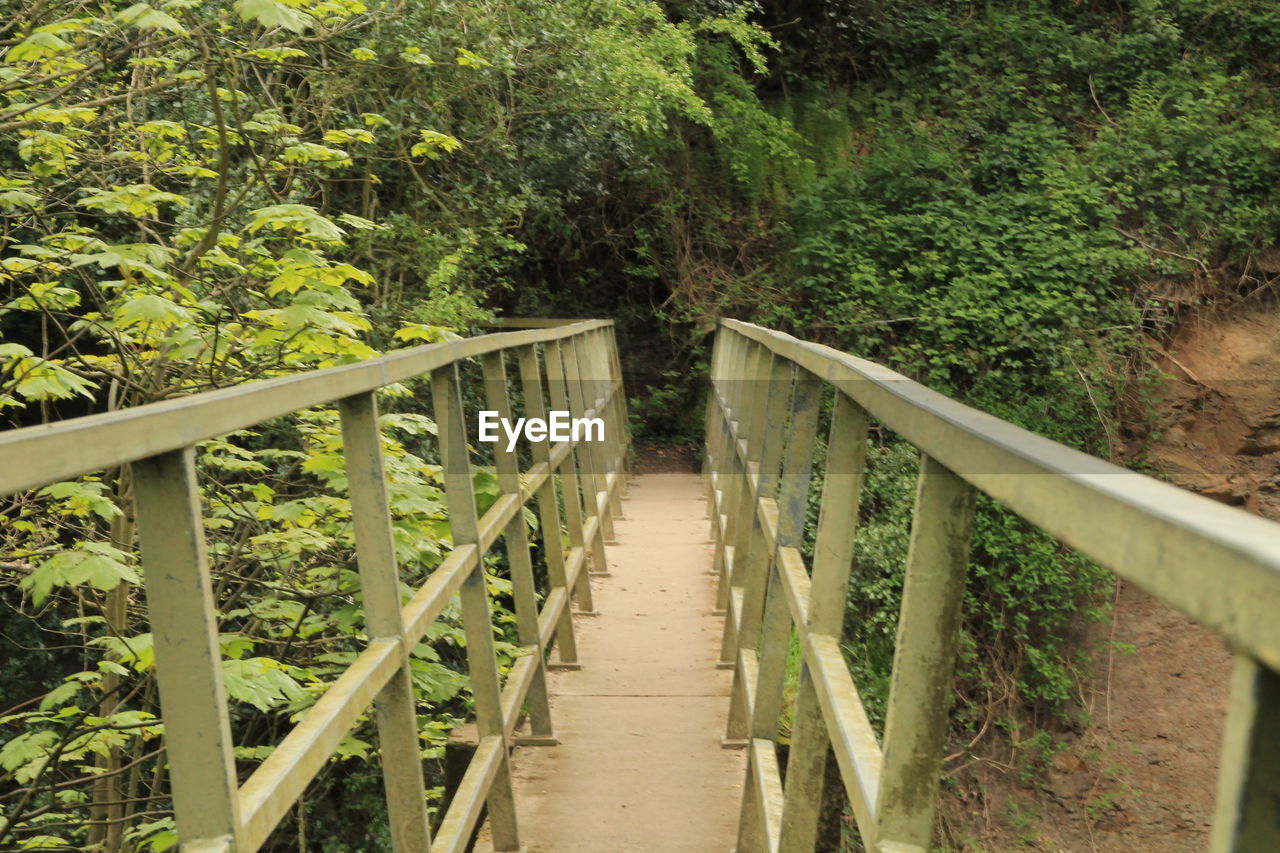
(477, 473, 744, 853)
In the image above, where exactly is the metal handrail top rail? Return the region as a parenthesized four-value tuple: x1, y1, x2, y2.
(0, 320, 610, 498)
(723, 318, 1280, 671)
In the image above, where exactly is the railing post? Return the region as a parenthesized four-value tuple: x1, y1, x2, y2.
(718, 332, 756, 597)
(337, 392, 433, 851)
(516, 344, 579, 668)
(1211, 653, 1280, 852)
(480, 351, 557, 743)
(722, 352, 794, 741)
(715, 335, 762, 646)
(566, 334, 616, 547)
(729, 342, 772, 562)
(543, 339, 598, 613)
(133, 449, 240, 852)
(752, 370, 821, 733)
(736, 369, 822, 853)
(702, 326, 725, 514)
(710, 328, 743, 613)
(431, 363, 521, 852)
(588, 328, 625, 520)
(602, 324, 632, 490)
(779, 392, 874, 851)
(875, 454, 975, 851)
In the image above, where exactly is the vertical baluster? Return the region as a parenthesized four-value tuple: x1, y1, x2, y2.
(431, 364, 521, 852)
(702, 327, 725, 514)
(729, 342, 770, 564)
(567, 335, 615, 546)
(717, 333, 750, 576)
(604, 324, 632, 490)
(516, 344, 579, 668)
(716, 338, 752, 666)
(1210, 653, 1280, 853)
(736, 369, 822, 853)
(543, 340, 597, 612)
(703, 328, 730, 605)
(722, 352, 793, 742)
(601, 328, 627, 516)
(779, 392, 873, 851)
(708, 329, 735, 604)
(338, 392, 433, 851)
(133, 449, 240, 851)
(580, 329, 615, 523)
(480, 351, 556, 742)
(752, 370, 821, 734)
(875, 455, 975, 849)
(588, 329, 624, 521)
(563, 336, 613, 567)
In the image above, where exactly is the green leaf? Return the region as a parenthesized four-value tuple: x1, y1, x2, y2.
(78, 185, 189, 217)
(0, 730, 58, 778)
(115, 294, 192, 330)
(97, 660, 130, 677)
(6, 32, 71, 62)
(0, 190, 39, 210)
(89, 633, 155, 672)
(455, 48, 492, 68)
(39, 681, 81, 712)
(323, 128, 375, 145)
(233, 0, 315, 33)
(2, 355, 97, 402)
(399, 47, 433, 65)
(332, 734, 372, 759)
(221, 658, 307, 711)
(282, 141, 353, 167)
(248, 46, 308, 63)
(38, 480, 122, 520)
(22, 543, 140, 605)
(335, 213, 382, 231)
(247, 204, 346, 242)
(116, 3, 188, 34)
(394, 324, 460, 343)
(410, 129, 461, 159)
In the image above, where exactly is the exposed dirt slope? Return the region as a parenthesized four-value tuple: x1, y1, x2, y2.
(945, 303, 1280, 851)
(1148, 304, 1280, 515)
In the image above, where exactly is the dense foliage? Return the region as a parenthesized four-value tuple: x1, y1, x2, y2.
(0, 0, 777, 849)
(6, 0, 1280, 848)
(713, 0, 1280, 735)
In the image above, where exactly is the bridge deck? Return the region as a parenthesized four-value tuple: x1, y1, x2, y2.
(477, 473, 744, 852)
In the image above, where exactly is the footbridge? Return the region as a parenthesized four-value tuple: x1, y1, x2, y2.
(1, 319, 1277, 852)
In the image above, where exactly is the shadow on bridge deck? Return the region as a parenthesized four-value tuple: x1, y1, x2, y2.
(476, 473, 745, 852)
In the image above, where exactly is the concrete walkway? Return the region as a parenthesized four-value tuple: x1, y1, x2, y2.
(478, 473, 744, 852)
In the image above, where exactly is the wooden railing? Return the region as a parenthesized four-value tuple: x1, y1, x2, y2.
(0, 320, 630, 853)
(705, 318, 1280, 853)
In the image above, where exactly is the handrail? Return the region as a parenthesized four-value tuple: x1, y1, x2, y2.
(706, 318, 1280, 853)
(0, 321, 610, 496)
(1, 321, 630, 853)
